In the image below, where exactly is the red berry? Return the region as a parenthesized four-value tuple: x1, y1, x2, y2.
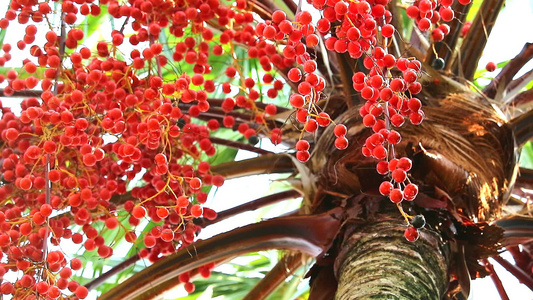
(390, 114, 405, 127)
(288, 68, 302, 82)
(409, 110, 425, 125)
(71, 258, 82, 270)
(379, 181, 393, 195)
(191, 204, 203, 217)
(397, 157, 412, 171)
(381, 24, 395, 38)
(184, 282, 195, 293)
(334, 136, 349, 150)
(486, 61, 497, 72)
(372, 145, 387, 160)
(36, 281, 49, 294)
(5, 128, 19, 141)
(296, 150, 310, 162)
(296, 140, 310, 151)
(404, 183, 419, 201)
(75, 286, 89, 299)
(418, 18, 431, 31)
(404, 227, 419, 242)
(160, 229, 174, 242)
(316, 112, 331, 127)
(19, 177, 32, 190)
(363, 114, 376, 127)
(132, 206, 146, 219)
(392, 169, 407, 183)
(376, 160, 389, 175)
(189, 177, 202, 190)
(387, 130, 401, 144)
(408, 98, 422, 112)
(272, 10, 286, 23)
(333, 124, 347, 137)
(389, 188, 403, 203)
(305, 119, 318, 132)
(303, 60, 317, 73)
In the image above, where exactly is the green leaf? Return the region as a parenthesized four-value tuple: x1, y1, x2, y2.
(0, 28, 7, 50)
(519, 141, 533, 169)
(0, 66, 45, 80)
(466, 0, 484, 22)
(81, 6, 108, 41)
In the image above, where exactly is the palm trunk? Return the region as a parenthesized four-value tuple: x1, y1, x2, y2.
(334, 220, 449, 300)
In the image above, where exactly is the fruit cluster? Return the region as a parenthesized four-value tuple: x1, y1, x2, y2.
(0, 0, 473, 297)
(253, 0, 471, 240)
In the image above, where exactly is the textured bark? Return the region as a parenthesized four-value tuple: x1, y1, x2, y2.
(334, 220, 448, 300)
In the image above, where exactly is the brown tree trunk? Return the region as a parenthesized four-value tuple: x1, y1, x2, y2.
(334, 220, 449, 300)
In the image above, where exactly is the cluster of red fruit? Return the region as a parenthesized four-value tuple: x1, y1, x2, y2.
(0, 0, 248, 297)
(405, 0, 470, 40)
(253, 0, 472, 241)
(0, 0, 474, 297)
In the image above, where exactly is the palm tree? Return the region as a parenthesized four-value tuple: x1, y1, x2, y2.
(93, 1, 532, 299)
(0, 0, 531, 299)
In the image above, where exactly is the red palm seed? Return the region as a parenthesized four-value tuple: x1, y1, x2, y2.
(19, 177, 32, 190)
(40, 204, 52, 217)
(132, 206, 146, 219)
(372, 145, 387, 160)
(334, 124, 347, 137)
(296, 140, 310, 151)
(390, 114, 405, 127)
(389, 188, 403, 203)
(334, 136, 349, 150)
(48, 286, 61, 298)
(376, 160, 389, 175)
(105, 217, 118, 229)
(272, 10, 286, 23)
(288, 68, 302, 82)
(404, 227, 419, 242)
(154, 153, 167, 165)
(157, 207, 169, 218)
(144, 235, 156, 248)
(387, 130, 401, 144)
(381, 24, 395, 38)
(408, 98, 422, 112)
(303, 60, 317, 73)
(410, 110, 425, 125)
(36, 281, 49, 294)
(191, 204, 203, 217)
(397, 157, 412, 171)
(184, 282, 195, 293)
(392, 169, 407, 183)
(289, 94, 305, 108)
(5, 128, 19, 141)
(418, 18, 431, 31)
(316, 112, 331, 126)
(404, 183, 419, 201)
(82, 153, 97, 166)
(296, 150, 310, 162)
(161, 229, 174, 242)
(363, 114, 376, 127)
(486, 61, 496, 72)
(296, 11, 312, 24)
(70, 258, 82, 270)
(379, 181, 393, 195)
(305, 119, 318, 132)
(75, 286, 89, 299)
(43, 141, 57, 153)
(189, 177, 202, 190)
(298, 81, 312, 94)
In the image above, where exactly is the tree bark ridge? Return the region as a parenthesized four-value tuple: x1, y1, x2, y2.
(334, 220, 448, 300)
